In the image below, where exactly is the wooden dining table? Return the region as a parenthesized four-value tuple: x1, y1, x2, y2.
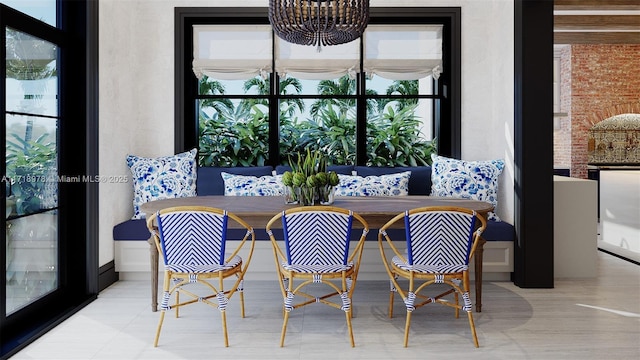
(141, 195, 493, 312)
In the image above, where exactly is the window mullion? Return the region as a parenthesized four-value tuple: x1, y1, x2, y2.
(269, 42, 279, 165)
(356, 37, 366, 166)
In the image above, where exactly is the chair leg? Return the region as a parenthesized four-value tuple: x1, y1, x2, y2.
(280, 311, 290, 347)
(388, 278, 396, 318)
(467, 311, 479, 348)
(280, 280, 295, 347)
(463, 272, 479, 347)
(221, 310, 229, 347)
(237, 276, 245, 318)
(239, 290, 245, 318)
(388, 290, 395, 318)
(153, 311, 165, 347)
(339, 288, 356, 347)
(175, 291, 180, 318)
(403, 310, 412, 347)
(454, 291, 459, 318)
(345, 309, 355, 347)
(217, 274, 230, 347)
(154, 273, 172, 347)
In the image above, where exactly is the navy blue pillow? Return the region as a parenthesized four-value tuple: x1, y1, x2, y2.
(196, 166, 274, 196)
(328, 165, 356, 175)
(353, 166, 432, 195)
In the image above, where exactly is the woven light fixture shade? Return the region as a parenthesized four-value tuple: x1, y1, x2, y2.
(269, 0, 370, 50)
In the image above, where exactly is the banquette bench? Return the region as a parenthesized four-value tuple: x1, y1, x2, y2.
(113, 165, 515, 310)
(114, 165, 514, 241)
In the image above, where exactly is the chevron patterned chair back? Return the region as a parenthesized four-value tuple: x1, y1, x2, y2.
(157, 210, 228, 268)
(146, 206, 255, 348)
(266, 206, 369, 347)
(404, 210, 476, 271)
(378, 206, 486, 348)
(282, 210, 353, 269)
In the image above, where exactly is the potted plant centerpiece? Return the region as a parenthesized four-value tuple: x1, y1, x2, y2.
(281, 149, 339, 206)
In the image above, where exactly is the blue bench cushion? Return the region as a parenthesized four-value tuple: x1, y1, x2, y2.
(113, 218, 273, 241)
(113, 219, 150, 240)
(114, 210, 513, 243)
(482, 220, 515, 242)
(361, 220, 514, 242)
(354, 166, 432, 195)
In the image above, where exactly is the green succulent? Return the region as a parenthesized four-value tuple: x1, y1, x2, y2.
(306, 174, 318, 188)
(292, 172, 306, 187)
(282, 171, 294, 186)
(315, 172, 328, 186)
(328, 171, 340, 186)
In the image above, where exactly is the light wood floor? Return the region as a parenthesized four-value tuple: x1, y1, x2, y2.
(10, 251, 640, 360)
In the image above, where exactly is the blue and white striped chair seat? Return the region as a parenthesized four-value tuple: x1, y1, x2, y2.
(392, 256, 468, 273)
(281, 261, 354, 274)
(167, 255, 242, 273)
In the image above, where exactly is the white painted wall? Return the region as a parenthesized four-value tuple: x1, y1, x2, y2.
(554, 176, 598, 278)
(98, 0, 515, 267)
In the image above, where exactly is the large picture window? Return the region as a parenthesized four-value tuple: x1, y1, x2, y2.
(177, 7, 461, 166)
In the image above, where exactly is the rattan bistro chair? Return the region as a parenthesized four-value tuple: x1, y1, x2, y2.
(146, 206, 255, 347)
(378, 206, 486, 347)
(266, 206, 369, 347)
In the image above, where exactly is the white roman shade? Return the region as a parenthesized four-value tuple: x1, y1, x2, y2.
(275, 37, 360, 80)
(364, 25, 443, 80)
(192, 25, 273, 80)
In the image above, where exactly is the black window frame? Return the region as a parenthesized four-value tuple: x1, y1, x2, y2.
(175, 7, 461, 164)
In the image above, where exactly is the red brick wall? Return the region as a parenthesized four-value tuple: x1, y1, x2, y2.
(568, 45, 640, 178)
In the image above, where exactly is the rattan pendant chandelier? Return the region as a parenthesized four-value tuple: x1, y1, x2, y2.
(269, 0, 370, 50)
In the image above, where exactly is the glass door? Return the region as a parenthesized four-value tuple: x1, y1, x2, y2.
(5, 27, 59, 315)
(1, 2, 96, 357)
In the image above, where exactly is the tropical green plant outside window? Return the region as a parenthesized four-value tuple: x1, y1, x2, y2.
(198, 75, 437, 167)
(5, 28, 58, 216)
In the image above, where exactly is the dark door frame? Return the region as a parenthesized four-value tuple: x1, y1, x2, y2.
(0, 1, 99, 358)
(513, 0, 555, 288)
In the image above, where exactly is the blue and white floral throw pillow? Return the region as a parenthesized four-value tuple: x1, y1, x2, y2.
(335, 171, 411, 196)
(221, 172, 285, 196)
(126, 148, 197, 219)
(430, 154, 505, 221)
